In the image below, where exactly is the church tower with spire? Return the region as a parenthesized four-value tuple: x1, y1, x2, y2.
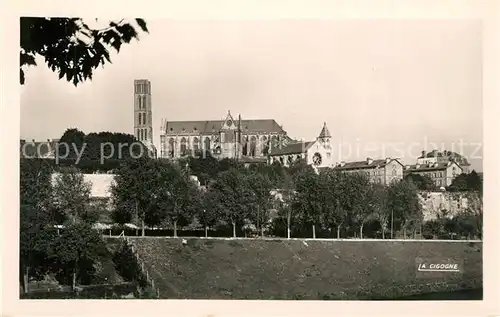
(317, 122, 332, 149)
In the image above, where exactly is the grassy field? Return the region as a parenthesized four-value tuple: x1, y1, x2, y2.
(120, 237, 482, 300)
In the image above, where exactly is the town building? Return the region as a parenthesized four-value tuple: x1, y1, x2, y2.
(267, 122, 334, 169)
(417, 149, 471, 174)
(404, 161, 463, 187)
(328, 157, 405, 185)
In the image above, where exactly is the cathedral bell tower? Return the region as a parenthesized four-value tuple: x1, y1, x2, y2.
(134, 79, 156, 157)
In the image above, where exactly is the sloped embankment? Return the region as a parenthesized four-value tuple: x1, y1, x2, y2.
(125, 238, 482, 300)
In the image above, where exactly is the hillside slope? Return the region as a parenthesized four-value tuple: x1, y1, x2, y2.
(126, 238, 482, 299)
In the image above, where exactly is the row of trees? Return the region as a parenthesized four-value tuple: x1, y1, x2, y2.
(109, 157, 428, 240)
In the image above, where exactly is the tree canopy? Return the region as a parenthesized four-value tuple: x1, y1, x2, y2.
(20, 17, 148, 86)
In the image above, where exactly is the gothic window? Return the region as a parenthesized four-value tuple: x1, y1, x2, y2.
(138, 113, 142, 125)
(204, 137, 211, 152)
(193, 137, 200, 154)
(180, 137, 187, 156)
(242, 136, 248, 156)
(169, 138, 175, 157)
(250, 136, 257, 157)
(142, 96, 147, 109)
(136, 129, 139, 140)
(271, 135, 278, 150)
(138, 96, 141, 109)
(261, 136, 269, 155)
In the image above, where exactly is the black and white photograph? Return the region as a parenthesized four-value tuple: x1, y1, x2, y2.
(5, 2, 498, 312)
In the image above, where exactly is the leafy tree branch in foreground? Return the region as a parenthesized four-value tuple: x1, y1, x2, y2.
(20, 17, 148, 86)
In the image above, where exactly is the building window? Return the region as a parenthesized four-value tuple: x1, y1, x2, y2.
(136, 129, 139, 140)
(204, 137, 211, 152)
(180, 137, 187, 156)
(193, 137, 200, 154)
(169, 138, 175, 157)
(261, 136, 269, 155)
(143, 113, 147, 125)
(250, 136, 257, 157)
(138, 113, 142, 125)
(271, 135, 278, 150)
(142, 96, 147, 109)
(138, 96, 142, 109)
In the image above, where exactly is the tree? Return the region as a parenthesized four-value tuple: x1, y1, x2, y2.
(19, 159, 56, 293)
(343, 173, 373, 239)
(387, 180, 423, 238)
(111, 157, 158, 235)
(19, 204, 58, 293)
(276, 171, 296, 239)
(51, 166, 92, 224)
(20, 158, 54, 211)
(447, 170, 482, 192)
(158, 162, 201, 237)
(244, 172, 273, 237)
(370, 184, 390, 239)
(57, 128, 86, 160)
(446, 174, 468, 192)
(187, 153, 219, 185)
(466, 170, 482, 192)
(318, 170, 352, 239)
(206, 169, 249, 237)
(404, 173, 436, 191)
(49, 222, 106, 290)
(199, 189, 219, 237)
(292, 166, 322, 238)
(20, 17, 149, 86)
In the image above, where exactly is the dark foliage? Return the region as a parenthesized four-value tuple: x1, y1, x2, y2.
(404, 173, 437, 191)
(113, 242, 147, 287)
(57, 128, 148, 162)
(446, 170, 482, 193)
(20, 17, 148, 86)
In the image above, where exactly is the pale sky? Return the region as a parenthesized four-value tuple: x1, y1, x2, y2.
(20, 19, 482, 170)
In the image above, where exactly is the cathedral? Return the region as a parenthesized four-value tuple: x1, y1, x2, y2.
(133, 79, 334, 168)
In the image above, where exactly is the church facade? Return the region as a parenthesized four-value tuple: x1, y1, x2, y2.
(159, 110, 292, 162)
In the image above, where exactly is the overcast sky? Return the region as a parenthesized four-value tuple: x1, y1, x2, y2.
(20, 19, 482, 170)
